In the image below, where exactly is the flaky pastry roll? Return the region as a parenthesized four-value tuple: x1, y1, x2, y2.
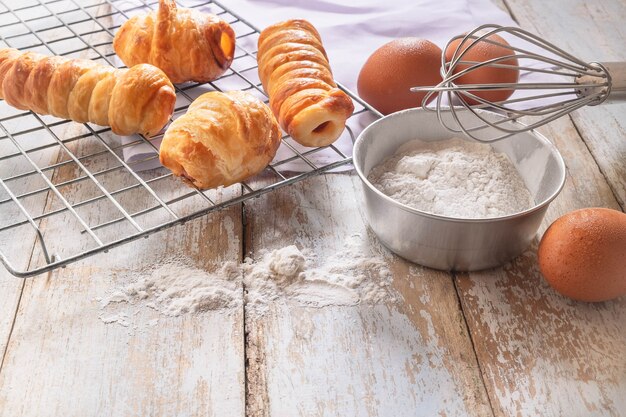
(0, 48, 175, 136)
(114, 0, 235, 84)
(257, 19, 354, 147)
(159, 91, 281, 189)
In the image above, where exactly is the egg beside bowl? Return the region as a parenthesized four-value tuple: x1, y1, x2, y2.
(357, 38, 442, 115)
(538, 207, 626, 302)
(357, 34, 520, 115)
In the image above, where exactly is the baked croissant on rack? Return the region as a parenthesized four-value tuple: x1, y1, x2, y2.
(0, 48, 175, 137)
(257, 19, 354, 147)
(113, 0, 235, 84)
(159, 91, 281, 190)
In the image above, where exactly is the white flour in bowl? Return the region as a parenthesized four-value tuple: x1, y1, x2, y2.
(367, 138, 534, 218)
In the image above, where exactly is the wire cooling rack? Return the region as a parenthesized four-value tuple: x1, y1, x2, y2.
(0, 0, 380, 277)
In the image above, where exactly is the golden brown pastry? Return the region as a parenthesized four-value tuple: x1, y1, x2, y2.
(113, 0, 235, 84)
(160, 91, 281, 189)
(257, 19, 354, 147)
(0, 48, 175, 137)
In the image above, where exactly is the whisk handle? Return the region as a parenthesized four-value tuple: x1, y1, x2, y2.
(579, 62, 626, 105)
(603, 62, 626, 103)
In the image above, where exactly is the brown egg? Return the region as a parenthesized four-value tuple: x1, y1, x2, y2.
(444, 33, 519, 105)
(538, 208, 626, 302)
(357, 38, 442, 115)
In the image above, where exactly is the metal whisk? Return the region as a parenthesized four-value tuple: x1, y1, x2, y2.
(412, 24, 626, 142)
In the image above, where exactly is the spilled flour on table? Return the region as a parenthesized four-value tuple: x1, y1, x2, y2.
(96, 260, 242, 330)
(98, 261, 242, 315)
(97, 235, 397, 328)
(243, 237, 396, 315)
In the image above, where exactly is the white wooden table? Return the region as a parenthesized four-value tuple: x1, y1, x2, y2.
(0, 0, 625, 416)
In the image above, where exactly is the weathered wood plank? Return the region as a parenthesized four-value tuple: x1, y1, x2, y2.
(0, 0, 120, 358)
(1, 2, 623, 417)
(504, 0, 626, 208)
(456, 116, 626, 417)
(0, 121, 246, 417)
(0, 98, 70, 362)
(0, 0, 247, 407)
(0, 0, 107, 354)
(456, 2, 626, 415)
(244, 174, 493, 417)
(0, 124, 56, 361)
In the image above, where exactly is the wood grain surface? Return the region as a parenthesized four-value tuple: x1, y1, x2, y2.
(0, 111, 63, 361)
(0, 3, 245, 414)
(0, 124, 246, 417)
(504, 0, 626, 209)
(243, 175, 493, 417)
(456, 0, 626, 415)
(0, 10, 85, 365)
(456, 116, 626, 417)
(0, 0, 625, 416)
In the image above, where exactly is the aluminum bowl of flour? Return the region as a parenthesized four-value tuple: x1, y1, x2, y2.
(353, 108, 566, 271)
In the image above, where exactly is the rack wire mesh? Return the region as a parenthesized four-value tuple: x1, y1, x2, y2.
(0, 0, 381, 277)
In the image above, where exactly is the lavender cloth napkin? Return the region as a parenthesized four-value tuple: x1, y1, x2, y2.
(121, 0, 522, 171)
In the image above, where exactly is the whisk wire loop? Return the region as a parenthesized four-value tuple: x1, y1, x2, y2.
(412, 24, 624, 142)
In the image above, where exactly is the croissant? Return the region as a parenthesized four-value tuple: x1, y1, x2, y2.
(0, 48, 175, 137)
(257, 19, 354, 147)
(113, 0, 235, 84)
(159, 91, 281, 189)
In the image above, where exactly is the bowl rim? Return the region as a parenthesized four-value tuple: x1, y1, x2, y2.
(353, 107, 567, 223)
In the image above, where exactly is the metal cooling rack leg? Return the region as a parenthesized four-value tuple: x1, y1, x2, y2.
(0, 178, 53, 265)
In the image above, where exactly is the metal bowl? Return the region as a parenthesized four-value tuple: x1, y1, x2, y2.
(353, 108, 566, 271)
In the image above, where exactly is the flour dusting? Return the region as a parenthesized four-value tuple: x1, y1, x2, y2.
(96, 260, 242, 329)
(97, 235, 397, 327)
(368, 138, 534, 218)
(243, 236, 396, 314)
